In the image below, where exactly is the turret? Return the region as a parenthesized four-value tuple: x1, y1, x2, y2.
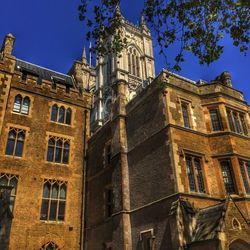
(1, 33, 15, 55)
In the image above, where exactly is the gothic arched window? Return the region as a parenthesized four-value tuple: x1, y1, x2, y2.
(13, 95, 31, 115)
(58, 106, 65, 123)
(128, 47, 141, 77)
(65, 108, 72, 125)
(46, 136, 70, 164)
(51, 104, 58, 122)
(40, 242, 60, 250)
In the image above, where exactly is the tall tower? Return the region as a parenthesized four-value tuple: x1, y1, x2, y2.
(91, 10, 155, 131)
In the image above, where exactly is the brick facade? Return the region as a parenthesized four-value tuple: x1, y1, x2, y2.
(0, 34, 91, 250)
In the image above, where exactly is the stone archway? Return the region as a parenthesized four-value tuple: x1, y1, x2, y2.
(229, 239, 250, 250)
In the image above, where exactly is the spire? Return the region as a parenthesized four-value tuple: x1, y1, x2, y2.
(82, 46, 87, 64)
(140, 13, 149, 32)
(1, 33, 15, 55)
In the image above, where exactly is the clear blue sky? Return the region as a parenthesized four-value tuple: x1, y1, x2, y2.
(1, 0, 249, 103)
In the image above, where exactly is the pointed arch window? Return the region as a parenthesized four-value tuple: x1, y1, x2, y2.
(40, 242, 60, 250)
(65, 108, 72, 125)
(40, 179, 67, 222)
(46, 136, 70, 164)
(5, 127, 26, 157)
(0, 173, 19, 212)
(50, 104, 72, 125)
(13, 95, 30, 115)
(128, 47, 141, 77)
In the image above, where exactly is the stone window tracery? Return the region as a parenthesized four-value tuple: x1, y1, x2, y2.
(40, 242, 60, 250)
(47, 136, 70, 164)
(209, 109, 223, 131)
(5, 127, 26, 157)
(0, 173, 19, 212)
(181, 102, 191, 128)
(40, 179, 67, 222)
(13, 94, 30, 115)
(51, 104, 72, 125)
(128, 47, 141, 78)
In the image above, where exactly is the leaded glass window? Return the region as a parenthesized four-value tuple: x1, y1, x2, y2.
(220, 160, 235, 194)
(182, 103, 191, 128)
(239, 161, 250, 194)
(209, 109, 222, 131)
(47, 136, 70, 164)
(51, 104, 72, 125)
(186, 156, 205, 193)
(40, 179, 67, 222)
(5, 127, 25, 157)
(13, 95, 30, 115)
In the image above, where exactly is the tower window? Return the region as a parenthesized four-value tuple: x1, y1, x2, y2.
(128, 47, 141, 77)
(220, 160, 235, 194)
(209, 109, 223, 131)
(40, 179, 67, 222)
(227, 109, 248, 135)
(51, 104, 72, 125)
(186, 156, 205, 193)
(105, 142, 112, 166)
(0, 173, 19, 212)
(5, 127, 26, 157)
(13, 94, 30, 115)
(181, 103, 191, 128)
(239, 161, 250, 194)
(46, 136, 70, 164)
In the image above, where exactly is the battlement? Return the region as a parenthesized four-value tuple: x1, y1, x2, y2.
(11, 70, 91, 108)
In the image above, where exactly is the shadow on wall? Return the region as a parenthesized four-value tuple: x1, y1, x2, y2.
(0, 186, 14, 250)
(229, 239, 250, 250)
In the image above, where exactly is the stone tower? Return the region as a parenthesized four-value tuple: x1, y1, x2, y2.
(92, 9, 155, 131)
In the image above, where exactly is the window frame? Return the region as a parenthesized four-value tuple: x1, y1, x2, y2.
(181, 102, 191, 129)
(50, 103, 72, 126)
(220, 160, 236, 194)
(226, 108, 248, 136)
(104, 186, 113, 219)
(40, 179, 67, 223)
(12, 94, 31, 116)
(209, 108, 223, 131)
(239, 160, 250, 195)
(46, 135, 70, 165)
(185, 155, 206, 194)
(5, 127, 26, 157)
(140, 229, 155, 250)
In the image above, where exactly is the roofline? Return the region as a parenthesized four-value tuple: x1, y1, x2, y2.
(17, 58, 72, 79)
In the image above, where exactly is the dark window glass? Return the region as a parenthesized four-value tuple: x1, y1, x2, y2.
(55, 140, 62, 163)
(227, 110, 235, 132)
(62, 142, 70, 164)
(21, 97, 30, 114)
(186, 158, 196, 192)
(65, 108, 72, 125)
(47, 138, 55, 162)
(194, 159, 205, 193)
(233, 112, 242, 133)
(58, 106, 65, 123)
(209, 109, 222, 131)
(15, 131, 25, 157)
(220, 161, 235, 194)
(182, 103, 190, 128)
(240, 114, 248, 135)
(13, 95, 22, 113)
(51, 105, 58, 122)
(40, 242, 60, 250)
(5, 130, 16, 155)
(239, 161, 250, 194)
(40, 180, 67, 222)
